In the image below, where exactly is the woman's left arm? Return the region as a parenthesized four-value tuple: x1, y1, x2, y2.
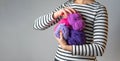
(57, 5, 108, 56)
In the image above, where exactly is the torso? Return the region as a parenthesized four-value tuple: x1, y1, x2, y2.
(55, 1, 100, 61)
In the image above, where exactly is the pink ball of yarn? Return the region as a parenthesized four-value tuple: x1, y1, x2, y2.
(54, 18, 71, 31)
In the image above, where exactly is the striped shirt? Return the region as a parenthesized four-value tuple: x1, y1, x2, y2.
(33, 0, 108, 61)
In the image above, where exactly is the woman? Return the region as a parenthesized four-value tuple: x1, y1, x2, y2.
(33, 0, 108, 61)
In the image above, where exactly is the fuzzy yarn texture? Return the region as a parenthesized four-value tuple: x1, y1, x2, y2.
(67, 30, 85, 45)
(54, 18, 70, 31)
(54, 24, 69, 40)
(68, 13, 85, 31)
(54, 13, 85, 45)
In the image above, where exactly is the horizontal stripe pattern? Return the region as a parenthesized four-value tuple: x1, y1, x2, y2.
(33, 0, 108, 61)
(55, 45, 96, 61)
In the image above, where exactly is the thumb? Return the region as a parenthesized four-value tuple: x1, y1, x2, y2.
(59, 30, 63, 39)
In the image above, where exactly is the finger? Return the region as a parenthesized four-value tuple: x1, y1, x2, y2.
(62, 9, 68, 18)
(64, 8, 72, 14)
(67, 7, 76, 13)
(59, 30, 63, 39)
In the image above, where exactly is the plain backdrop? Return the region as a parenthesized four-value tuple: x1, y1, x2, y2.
(0, 0, 120, 61)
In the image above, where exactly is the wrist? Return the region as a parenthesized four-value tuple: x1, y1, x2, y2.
(61, 44, 67, 49)
(62, 45, 72, 52)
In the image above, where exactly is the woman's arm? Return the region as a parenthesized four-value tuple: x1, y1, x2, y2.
(58, 5, 108, 56)
(33, 0, 71, 30)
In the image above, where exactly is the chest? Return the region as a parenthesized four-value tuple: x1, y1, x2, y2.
(69, 5, 98, 43)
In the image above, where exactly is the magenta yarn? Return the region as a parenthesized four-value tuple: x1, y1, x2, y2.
(54, 18, 71, 31)
(58, 18, 70, 26)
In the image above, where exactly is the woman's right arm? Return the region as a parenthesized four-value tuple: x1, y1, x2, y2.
(33, 0, 72, 30)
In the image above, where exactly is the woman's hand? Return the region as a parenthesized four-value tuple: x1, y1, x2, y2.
(55, 31, 67, 48)
(53, 7, 76, 19)
(55, 31, 72, 51)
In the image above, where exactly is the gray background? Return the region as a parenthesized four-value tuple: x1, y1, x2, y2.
(0, 0, 120, 61)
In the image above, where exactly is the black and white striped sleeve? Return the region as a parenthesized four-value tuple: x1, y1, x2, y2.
(33, 0, 70, 30)
(72, 5, 108, 56)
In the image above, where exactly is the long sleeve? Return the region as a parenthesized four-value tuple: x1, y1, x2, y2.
(72, 5, 108, 56)
(33, 0, 71, 30)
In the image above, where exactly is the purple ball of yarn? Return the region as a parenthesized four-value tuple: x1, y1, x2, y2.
(54, 24, 69, 40)
(68, 30, 85, 45)
(54, 13, 86, 45)
(68, 13, 85, 31)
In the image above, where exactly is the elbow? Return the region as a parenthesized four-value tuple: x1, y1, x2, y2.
(33, 19, 39, 30)
(97, 44, 106, 56)
(100, 47, 105, 56)
(33, 23, 39, 30)
(33, 23, 38, 30)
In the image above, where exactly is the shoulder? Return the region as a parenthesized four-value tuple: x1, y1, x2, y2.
(95, 2, 107, 10)
(95, 2, 108, 18)
(62, 0, 73, 6)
